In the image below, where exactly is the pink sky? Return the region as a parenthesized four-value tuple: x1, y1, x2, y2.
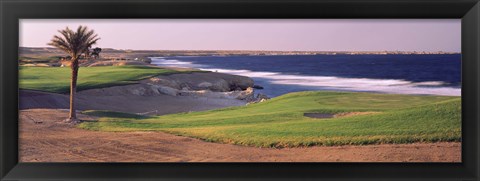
(19, 19, 461, 52)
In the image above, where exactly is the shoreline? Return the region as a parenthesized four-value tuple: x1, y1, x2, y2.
(150, 57, 461, 97)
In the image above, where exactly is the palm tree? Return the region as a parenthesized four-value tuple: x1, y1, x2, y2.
(92, 47, 102, 59)
(48, 26, 100, 123)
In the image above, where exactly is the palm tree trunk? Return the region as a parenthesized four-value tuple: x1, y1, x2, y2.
(69, 58, 79, 119)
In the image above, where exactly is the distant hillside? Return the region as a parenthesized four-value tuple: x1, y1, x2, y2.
(19, 47, 460, 57)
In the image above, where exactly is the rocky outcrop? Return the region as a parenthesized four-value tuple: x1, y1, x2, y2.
(147, 84, 179, 96)
(253, 85, 264, 89)
(246, 93, 270, 104)
(79, 72, 257, 101)
(235, 87, 255, 101)
(178, 89, 253, 100)
(256, 93, 269, 100)
(141, 72, 267, 103)
(143, 72, 254, 92)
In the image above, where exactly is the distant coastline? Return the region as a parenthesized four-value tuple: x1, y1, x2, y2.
(19, 47, 460, 57)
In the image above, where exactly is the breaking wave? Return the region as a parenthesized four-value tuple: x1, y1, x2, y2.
(150, 57, 461, 96)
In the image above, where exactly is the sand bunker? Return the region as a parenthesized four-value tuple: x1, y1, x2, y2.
(304, 112, 378, 119)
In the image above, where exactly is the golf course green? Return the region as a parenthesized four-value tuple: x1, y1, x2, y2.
(19, 66, 187, 93)
(79, 91, 461, 148)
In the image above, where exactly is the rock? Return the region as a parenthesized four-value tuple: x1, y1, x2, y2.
(235, 87, 255, 100)
(149, 77, 181, 89)
(125, 84, 180, 96)
(253, 85, 264, 89)
(228, 77, 254, 91)
(149, 86, 161, 95)
(198, 82, 213, 88)
(210, 79, 230, 92)
(256, 93, 270, 100)
(246, 93, 270, 104)
(195, 80, 231, 92)
(130, 87, 147, 96)
(155, 85, 179, 96)
(180, 83, 192, 91)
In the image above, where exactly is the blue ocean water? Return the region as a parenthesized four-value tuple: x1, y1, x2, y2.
(151, 54, 461, 97)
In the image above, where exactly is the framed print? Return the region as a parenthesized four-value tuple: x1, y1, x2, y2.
(1, 0, 479, 180)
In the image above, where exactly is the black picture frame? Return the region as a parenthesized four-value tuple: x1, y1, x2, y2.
(1, 0, 479, 180)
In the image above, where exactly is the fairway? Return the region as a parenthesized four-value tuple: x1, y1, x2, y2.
(79, 91, 461, 148)
(19, 66, 187, 93)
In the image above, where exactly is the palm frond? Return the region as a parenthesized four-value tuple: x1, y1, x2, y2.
(48, 26, 100, 60)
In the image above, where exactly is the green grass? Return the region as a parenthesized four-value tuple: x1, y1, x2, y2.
(78, 91, 461, 148)
(19, 65, 194, 93)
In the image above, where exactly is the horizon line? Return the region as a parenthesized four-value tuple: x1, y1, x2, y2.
(19, 46, 462, 54)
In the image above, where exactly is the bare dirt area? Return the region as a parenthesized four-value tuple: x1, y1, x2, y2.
(19, 109, 461, 162)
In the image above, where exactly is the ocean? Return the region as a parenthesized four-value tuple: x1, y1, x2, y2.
(151, 54, 461, 97)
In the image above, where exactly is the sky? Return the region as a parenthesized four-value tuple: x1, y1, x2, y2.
(19, 19, 461, 52)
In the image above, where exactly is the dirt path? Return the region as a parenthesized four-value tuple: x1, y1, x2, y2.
(19, 109, 461, 162)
